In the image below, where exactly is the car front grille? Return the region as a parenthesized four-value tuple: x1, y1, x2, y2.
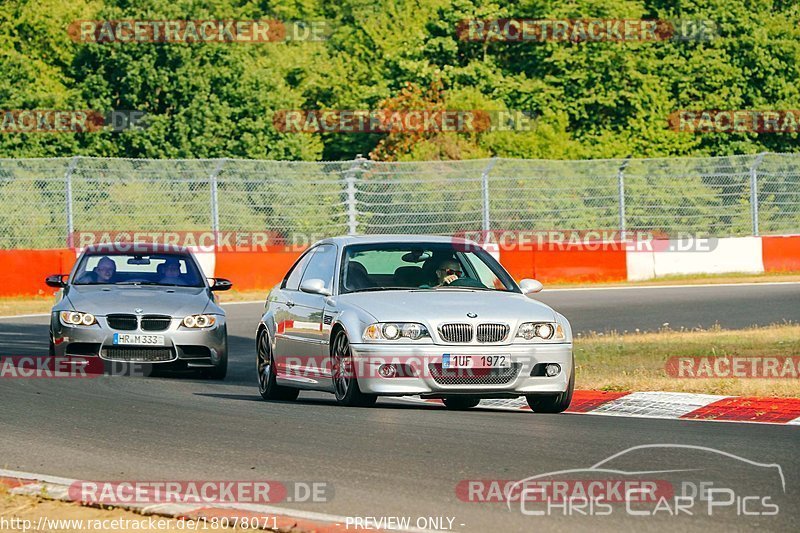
(141, 315, 172, 331)
(476, 323, 509, 343)
(439, 323, 473, 343)
(107, 314, 137, 331)
(428, 363, 521, 385)
(101, 347, 175, 362)
(439, 323, 510, 343)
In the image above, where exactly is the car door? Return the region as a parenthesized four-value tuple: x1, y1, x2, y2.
(273, 248, 315, 375)
(290, 244, 338, 381)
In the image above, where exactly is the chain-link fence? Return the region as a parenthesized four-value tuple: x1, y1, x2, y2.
(1, 153, 798, 249)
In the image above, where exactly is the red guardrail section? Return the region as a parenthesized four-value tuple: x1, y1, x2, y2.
(499, 244, 628, 283)
(1, 246, 630, 297)
(761, 235, 800, 272)
(214, 248, 303, 292)
(1, 249, 76, 297)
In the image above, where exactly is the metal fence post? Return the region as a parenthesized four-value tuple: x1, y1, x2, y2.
(345, 155, 366, 235)
(617, 157, 631, 238)
(481, 157, 498, 232)
(750, 152, 767, 236)
(209, 158, 226, 246)
(64, 156, 80, 248)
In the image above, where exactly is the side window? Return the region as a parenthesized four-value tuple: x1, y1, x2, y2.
(283, 249, 315, 290)
(299, 244, 337, 291)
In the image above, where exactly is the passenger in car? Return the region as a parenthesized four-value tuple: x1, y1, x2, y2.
(160, 258, 185, 285)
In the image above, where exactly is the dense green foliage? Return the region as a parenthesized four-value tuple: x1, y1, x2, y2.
(1, 0, 799, 161)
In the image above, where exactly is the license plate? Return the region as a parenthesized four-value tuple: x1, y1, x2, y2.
(442, 354, 511, 369)
(112, 333, 165, 346)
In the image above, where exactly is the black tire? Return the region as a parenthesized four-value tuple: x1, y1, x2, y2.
(526, 361, 575, 413)
(257, 329, 298, 401)
(201, 351, 228, 380)
(48, 338, 55, 357)
(331, 330, 377, 407)
(442, 396, 481, 410)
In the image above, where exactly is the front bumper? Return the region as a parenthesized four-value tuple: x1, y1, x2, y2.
(349, 342, 572, 397)
(51, 313, 227, 367)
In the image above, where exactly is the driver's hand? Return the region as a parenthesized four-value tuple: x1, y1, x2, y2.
(442, 274, 459, 285)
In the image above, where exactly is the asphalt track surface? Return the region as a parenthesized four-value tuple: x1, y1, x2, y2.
(1, 284, 798, 532)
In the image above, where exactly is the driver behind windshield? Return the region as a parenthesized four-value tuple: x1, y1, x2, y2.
(435, 258, 463, 287)
(77, 256, 116, 284)
(160, 258, 185, 285)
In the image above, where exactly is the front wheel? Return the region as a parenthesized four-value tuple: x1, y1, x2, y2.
(442, 397, 481, 410)
(201, 351, 227, 380)
(257, 330, 298, 401)
(526, 362, 574, 413)
(331, 331, 376, 407)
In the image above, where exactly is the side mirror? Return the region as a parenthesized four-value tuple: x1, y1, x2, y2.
(45, 274, 68, 288)
(299, 278, 332, 296)
(209, 278, 233, 291)
(518, 278, 543, 295)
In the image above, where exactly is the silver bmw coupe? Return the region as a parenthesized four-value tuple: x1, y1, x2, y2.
(256, 235, 574, 412)
(46, 244, 232, 379)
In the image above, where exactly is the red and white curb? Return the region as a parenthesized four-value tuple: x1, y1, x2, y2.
(401, 390, 800, 425)
(0, 469, 431, 533)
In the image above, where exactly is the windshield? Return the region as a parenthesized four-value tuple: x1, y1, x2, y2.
(72, 253, 204, 287)
(339, 242, 517, 294)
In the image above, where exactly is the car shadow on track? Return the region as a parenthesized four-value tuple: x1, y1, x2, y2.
(192, 392, 532, 415)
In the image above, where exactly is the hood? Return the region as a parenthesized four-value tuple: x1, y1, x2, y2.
(339, 289, 556, 324)
(65, 285, 218, 317)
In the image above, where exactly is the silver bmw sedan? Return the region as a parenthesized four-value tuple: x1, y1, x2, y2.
(256, 235, 574, 412)
(46, 244, 231, 379)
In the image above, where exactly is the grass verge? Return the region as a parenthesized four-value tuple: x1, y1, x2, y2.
(574, 323, 800, 397)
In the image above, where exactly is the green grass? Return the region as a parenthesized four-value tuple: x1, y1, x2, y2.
(574, 323, 800, 397)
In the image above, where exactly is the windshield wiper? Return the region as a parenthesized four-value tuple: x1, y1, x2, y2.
(116, 281, 170, 286)
(346, 286, 413, 293)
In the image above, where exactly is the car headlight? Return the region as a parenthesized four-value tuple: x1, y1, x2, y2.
(182, 314, 216, 328)
(59, 311, 97, 327)
(516, 322, 565, 341)
(363, 322, 430, 341)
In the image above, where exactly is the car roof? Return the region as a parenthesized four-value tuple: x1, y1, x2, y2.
(314, 234, 475, 247)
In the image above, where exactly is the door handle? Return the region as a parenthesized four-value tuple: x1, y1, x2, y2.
(285, 300, 295, 308)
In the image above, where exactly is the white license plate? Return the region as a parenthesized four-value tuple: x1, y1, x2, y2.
(112, 333, 165, 346)
(442, 354, 511, 369)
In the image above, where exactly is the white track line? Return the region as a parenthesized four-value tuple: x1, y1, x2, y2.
(0, 312, 49, 320)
